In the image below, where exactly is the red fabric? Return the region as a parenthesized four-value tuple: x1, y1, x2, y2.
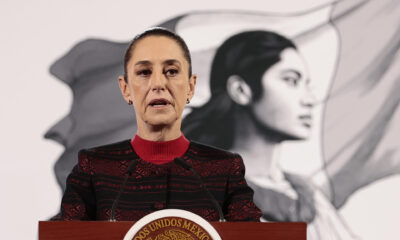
(131, 133, 190, 164)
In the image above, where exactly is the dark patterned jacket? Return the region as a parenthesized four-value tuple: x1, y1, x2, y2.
(53, 140, 261, 221)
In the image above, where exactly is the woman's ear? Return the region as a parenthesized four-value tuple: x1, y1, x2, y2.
(226, 75, 253, 106)
(118, 75, 131, 103)
(187, 74, 197, 101)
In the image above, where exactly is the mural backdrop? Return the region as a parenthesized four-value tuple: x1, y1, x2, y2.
(1, 0, 399, 239)
(44, 0, 400, 239)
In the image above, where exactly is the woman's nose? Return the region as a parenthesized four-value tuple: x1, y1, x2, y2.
(150, 71, 166, 91)
(301, 88, 316, 108)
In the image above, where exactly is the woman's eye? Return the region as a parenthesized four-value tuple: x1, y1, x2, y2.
(164, 69, 178, 77)
(282, 76, 299, 87)
(137, 69, 152, 77)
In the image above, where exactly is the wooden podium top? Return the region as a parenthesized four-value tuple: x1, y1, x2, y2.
(39, 221, 306, 240)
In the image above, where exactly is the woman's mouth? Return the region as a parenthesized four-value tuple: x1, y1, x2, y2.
(149, 98, 171, 108)
(299, 115, 312, 128)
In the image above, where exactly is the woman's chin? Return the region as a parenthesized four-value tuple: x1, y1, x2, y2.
(284, 129, 310, 141)
(267, 127, 310, 141)
(145, 115, 177, 127)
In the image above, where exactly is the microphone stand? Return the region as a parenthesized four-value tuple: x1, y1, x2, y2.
(109, 160, 137, 222)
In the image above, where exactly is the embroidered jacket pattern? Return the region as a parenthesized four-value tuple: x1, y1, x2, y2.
(54, 140, 261, 221)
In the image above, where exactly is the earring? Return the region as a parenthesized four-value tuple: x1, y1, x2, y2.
(128, 100, 133, 105)
(186, 99, 190, 104)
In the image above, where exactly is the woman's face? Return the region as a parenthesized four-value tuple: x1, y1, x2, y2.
(252, 48, 314, 140)
(121, 36, 196, 131)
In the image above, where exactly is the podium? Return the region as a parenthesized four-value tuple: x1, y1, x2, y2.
(39, 221, 306, 239)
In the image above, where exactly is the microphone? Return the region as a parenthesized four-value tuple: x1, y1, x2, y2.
(174, 158, 226, 222)
(109, 159, 137, 222)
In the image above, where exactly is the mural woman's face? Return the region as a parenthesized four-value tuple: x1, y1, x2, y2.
(252, 48, 314, 140)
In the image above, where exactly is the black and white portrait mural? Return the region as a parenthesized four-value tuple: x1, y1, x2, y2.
(2, 0, 399, 239)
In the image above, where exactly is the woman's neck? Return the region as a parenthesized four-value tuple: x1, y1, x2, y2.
(136, 119, 182, 141)
(232, 112, 284, 181)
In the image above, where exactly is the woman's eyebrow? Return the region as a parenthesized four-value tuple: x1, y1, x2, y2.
(134, 60, 152, 66)
(163, 59, 181, 66)
(134, 59, 181, 66)
(282, 69, 301, 78)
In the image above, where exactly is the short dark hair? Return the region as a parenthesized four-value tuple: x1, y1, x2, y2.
(209, 30, 296, 102)
(123, 27, 192, 81)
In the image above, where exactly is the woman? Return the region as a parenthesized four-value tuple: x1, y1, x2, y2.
(53, 28, 261, 222)
(183, 31, 359, 239)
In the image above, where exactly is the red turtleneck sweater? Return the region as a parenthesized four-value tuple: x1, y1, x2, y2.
(130, 134, 190, 164)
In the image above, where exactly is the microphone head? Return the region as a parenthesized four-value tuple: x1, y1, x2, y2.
(174, 158, 191, 170)
(126, 160, 137, 175)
